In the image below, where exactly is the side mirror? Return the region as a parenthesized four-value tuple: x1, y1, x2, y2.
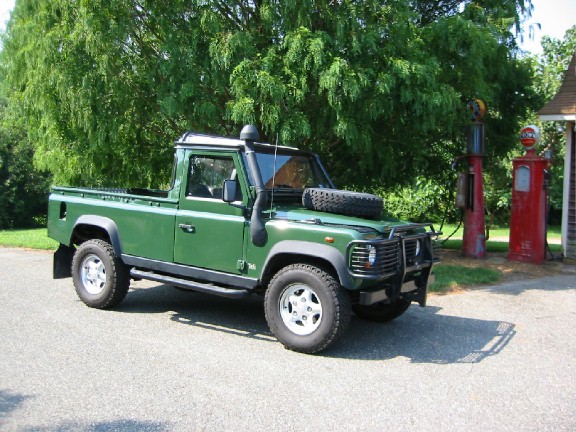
(222, 179, 237, 203)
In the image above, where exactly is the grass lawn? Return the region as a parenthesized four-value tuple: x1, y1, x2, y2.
(431, 224, 563, 290)
(436, 224, 562, 253)
(436, 223, 561, 240)
(429, 264, 501, 292)
(0, 228, 59, 250)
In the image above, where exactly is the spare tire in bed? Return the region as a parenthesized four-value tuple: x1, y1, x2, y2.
(302, 188, 383, 219)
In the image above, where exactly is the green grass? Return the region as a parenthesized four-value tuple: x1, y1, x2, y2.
(436, 223, 562, 253)
(439, 238, 562, 253)
(0, 228, 59, 250)
(430, 224, 563, 291)
(430, 264, 501, 292)
(436, 223, 561, 240)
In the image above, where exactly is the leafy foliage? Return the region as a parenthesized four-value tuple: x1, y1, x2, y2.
(448, 25, 575, 226)
(0, 0, 538, 192)
(370, 177, 451, 223)
(0, 100, 52, 228)
(535, 26, 576, 100)
(534, 26, 576, 220)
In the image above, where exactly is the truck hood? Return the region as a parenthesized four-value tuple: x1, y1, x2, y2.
(268, 205, 426, 236)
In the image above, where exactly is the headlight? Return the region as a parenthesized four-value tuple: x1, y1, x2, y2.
(367, 245, 377, 266)
(415, 239, 421, 257)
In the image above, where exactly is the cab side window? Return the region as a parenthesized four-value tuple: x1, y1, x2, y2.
(186, 156, 242, 200)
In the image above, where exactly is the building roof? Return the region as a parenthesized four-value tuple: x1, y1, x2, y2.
(539, 53, 576, 121)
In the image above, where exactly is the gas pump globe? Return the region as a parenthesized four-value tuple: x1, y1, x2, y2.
(508, 125, 549, 264)
(520, 124, 540, 150)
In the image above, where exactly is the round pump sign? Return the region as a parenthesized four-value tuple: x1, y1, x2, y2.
(467, 99, 486, 122)
(520, 125, 540, 149)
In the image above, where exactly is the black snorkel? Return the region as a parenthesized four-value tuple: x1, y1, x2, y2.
(240, 125, 267, 247)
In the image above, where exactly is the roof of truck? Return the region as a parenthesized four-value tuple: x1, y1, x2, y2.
(175, 132, 299, 151)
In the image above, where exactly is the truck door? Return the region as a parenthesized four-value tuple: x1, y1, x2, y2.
(174, 152, 246, 274)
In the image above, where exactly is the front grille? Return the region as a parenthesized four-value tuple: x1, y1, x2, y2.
(348, 238, 400, 279)
(404, 238, 419, 266)
(347, 225, 440, 280)
(404, 235, 430, 267)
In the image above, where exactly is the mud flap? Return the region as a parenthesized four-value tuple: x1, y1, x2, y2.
(402, 270, 434, 307)
(53, 244, 75, 279)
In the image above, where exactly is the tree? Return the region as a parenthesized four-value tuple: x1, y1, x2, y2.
(477, 26, 575, 226)
(536, 26, 576, 99)
(533, 26, 576, 220)
(1, 0, 538, 192)
(0, 98, 52, 229)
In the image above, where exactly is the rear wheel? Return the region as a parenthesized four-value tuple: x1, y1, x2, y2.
(264, 264, 351, 354)
(352, 299, 411, 322)
(72, 239, 130, 309)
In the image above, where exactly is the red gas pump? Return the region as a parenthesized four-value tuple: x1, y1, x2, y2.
(461, 99, 487, 258)
(508, 125, 549, 264)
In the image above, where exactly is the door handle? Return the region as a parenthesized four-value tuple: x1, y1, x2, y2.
(179, 223, 195, 233)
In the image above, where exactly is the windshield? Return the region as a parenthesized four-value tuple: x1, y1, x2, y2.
(243, 151, 332, 190)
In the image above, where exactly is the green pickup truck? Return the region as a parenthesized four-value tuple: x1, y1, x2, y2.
(48, 125, 440, 353)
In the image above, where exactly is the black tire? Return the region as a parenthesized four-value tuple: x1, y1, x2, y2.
(264, 264, 351, 354)
(302, 188, 383, 219)
(71, 239, 130, 309)
(352, 299, 411, 323)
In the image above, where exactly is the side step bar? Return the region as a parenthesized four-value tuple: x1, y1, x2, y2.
(130, 268, 252, 299)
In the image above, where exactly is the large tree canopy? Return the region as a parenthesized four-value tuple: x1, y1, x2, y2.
(1, 0, 538, 188)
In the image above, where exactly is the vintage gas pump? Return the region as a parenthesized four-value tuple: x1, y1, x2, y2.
(461, 99, 487, 258)
(508, 125, 549, 264)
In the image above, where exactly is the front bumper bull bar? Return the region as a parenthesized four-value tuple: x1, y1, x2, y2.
(346, 223, 441, 306)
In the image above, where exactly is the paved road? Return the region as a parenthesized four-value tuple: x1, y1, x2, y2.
(1, 248, 575, 431)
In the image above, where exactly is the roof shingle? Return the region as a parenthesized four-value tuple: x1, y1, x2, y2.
(538, 53, 576, 119)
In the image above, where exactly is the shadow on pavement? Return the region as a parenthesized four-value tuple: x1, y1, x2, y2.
(329, 307, 516, 362)
(21, 419, 169, 432)
(117, 283, 516, 363)
(1, 389, 169, 432)
(0, 389, 32, 419)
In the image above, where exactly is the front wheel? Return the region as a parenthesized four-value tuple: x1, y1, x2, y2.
(72, 239, 130, 309)
(264, 264, 351, 354)
(352, 299, 411, 323)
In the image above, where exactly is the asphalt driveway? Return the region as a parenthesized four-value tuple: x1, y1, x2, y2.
(1, 248, 574, 431)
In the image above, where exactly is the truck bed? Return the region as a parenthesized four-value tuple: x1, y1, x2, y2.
(48, 186, 178, 262)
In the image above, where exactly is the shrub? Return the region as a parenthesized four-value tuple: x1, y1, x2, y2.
(372, 177, 456, 223)
(0, 127, 52, 229)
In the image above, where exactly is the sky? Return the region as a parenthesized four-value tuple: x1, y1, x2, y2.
(0, 0, 14, 32)
(519, 0, 575, 54)
(0, 0, 575, 55)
